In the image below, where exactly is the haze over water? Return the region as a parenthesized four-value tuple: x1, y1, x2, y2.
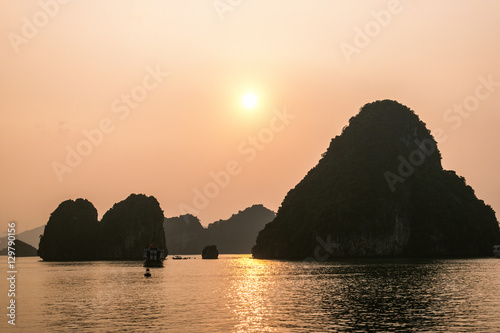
(2, 1, 500, 332)
(1, 1, 500, 232)
(1, 256, 499, 332)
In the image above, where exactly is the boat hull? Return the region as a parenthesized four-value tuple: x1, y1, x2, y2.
(143, 259, 164, 267)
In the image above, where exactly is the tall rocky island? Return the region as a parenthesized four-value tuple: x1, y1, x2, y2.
(100, 194, 167, 260)
(38, 199, 99, 260)
(38, 194, 167, 261)
(252, 100, 500, 259)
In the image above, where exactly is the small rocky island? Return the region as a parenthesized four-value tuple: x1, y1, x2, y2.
(202, 245, 219, 259)
(252, 100, 500, 259)
(0, 240, 38, 257)
(38, 194, 167, 261)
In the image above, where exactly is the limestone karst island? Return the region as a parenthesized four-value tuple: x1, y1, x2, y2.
(252, 100, 500, 259)
(34, 101, 500, 262)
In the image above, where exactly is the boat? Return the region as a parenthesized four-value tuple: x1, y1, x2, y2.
(172, 255, 191, 260)
(143, 246, 165, 267)
(493, 245, 500, 258)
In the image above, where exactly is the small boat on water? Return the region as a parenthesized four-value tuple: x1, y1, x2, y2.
(143, 246, 165, 267)
(172, 255, 191, 260)
(493, 245, 500, 258)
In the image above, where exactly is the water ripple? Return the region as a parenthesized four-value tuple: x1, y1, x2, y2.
(1, 256, 499, 332)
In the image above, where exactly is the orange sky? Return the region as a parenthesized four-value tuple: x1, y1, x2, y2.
(1, 0, 500, 232)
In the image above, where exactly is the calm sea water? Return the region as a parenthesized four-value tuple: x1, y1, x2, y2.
(1, 255, 499, 332)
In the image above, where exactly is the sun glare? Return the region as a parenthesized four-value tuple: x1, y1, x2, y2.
(242, 92, 258, 109)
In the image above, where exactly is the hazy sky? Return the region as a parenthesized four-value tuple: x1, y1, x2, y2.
(1, 0, 500, 232)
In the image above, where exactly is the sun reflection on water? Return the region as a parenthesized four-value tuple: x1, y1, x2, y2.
(2, 256, 499, 332)
(226, 256, 277, 332)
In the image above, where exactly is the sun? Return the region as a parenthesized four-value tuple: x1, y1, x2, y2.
(242, 92, 258, 109)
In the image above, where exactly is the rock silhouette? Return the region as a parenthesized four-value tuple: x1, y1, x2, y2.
(38, 194, 167, 261)
(252, 100, 500, 259)
(100, 194, 167, 260)
(206, 204, 276, 253)
(0, 224, 45, 251)
(164, 204, 275, 254)
(38, 199, 99, 261)
(202, 245, 219, 259)
(0, 239, 38, 257)
(163, 214, 206, 255)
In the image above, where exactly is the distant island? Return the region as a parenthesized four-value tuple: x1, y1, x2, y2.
(37, 194, 166, 261)
(0, 239, 37, 257)
(252, 100, 500, 259)
(0, 225, 45, 250)
(164, 204, 275, 254)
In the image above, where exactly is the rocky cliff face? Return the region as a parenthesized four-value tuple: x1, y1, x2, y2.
(100, 194, 167, 260)
(252, 100, 500, 259)
(38, 199, 99, 261)
(38, 194, 167, 261)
